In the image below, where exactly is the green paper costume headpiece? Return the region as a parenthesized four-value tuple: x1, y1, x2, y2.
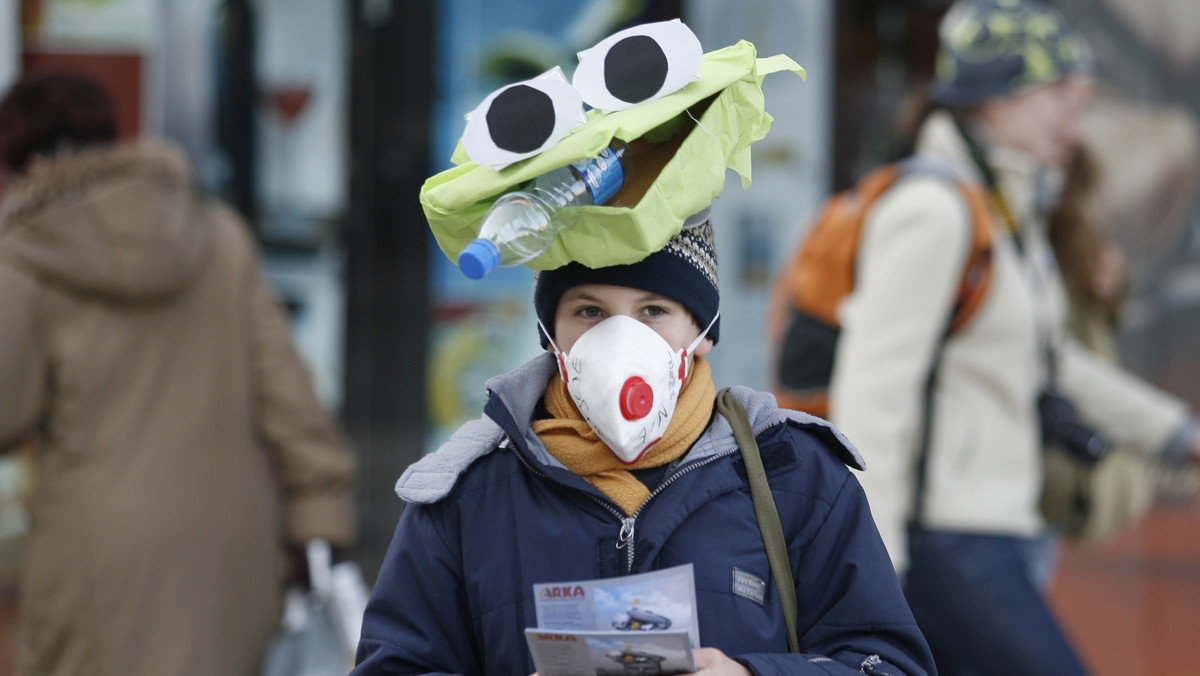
(419, 34, 804, 271)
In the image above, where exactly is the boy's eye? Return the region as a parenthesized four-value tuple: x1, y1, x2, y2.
(641, 305, 667, 317)
(461, 67, 585, 168)
(572, 19, 703, 113)
(578, 306, 604, 319)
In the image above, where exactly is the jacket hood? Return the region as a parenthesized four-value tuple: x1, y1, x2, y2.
(0, 139, 213, 302)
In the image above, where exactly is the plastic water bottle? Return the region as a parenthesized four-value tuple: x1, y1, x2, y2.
(457, 141, 630, 279)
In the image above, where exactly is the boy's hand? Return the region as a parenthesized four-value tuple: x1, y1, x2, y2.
(689, 647, 752, 675)
(534, 647, 753, 676)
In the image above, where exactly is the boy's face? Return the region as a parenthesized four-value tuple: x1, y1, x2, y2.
(551, 284, 714, 357)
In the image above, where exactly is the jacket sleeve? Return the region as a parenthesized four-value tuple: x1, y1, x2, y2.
(352, 502, 481, 676)
(1057, 332, 1190, 458)
(227, 207, 357, 547)
(829, 177, 971, 573)
(0, 262, 45, 450)
(736, 445, 937, 676)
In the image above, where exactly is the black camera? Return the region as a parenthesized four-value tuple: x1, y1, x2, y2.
(1037, 389, 1110, 464)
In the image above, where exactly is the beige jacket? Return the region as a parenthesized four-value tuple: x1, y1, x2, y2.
(0, 140, 356, 675)
(830, 112, 1189, 573)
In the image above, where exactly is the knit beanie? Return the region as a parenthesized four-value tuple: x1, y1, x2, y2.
(932, 0, 1094, 108)
(535, 220, 719, 347)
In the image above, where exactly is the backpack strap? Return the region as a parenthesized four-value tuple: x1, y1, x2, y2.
(911, 315, 957, 525)
(715, 388, 800, 654)
(894, 158, 995, 525)
(896, 157, 994, 333)
(946, 175, 994, 333)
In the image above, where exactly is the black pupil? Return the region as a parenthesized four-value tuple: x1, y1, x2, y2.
(604, 35, 669, 104)
(486, 84, 555, 154)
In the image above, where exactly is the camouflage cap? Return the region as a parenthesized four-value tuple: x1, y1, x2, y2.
(932, 0, 1094, 108)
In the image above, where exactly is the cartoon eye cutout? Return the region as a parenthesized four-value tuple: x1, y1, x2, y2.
(572, 19, 703, 113)
(462, 66, 586, 169)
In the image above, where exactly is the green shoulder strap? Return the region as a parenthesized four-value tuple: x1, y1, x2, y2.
(715, 388, 800, 654)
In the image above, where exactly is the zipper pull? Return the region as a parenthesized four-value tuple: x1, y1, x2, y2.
(616, 517, 635, 550)
(861, 654, 896, 676)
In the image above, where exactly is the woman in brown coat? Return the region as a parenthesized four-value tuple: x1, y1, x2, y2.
(0, 72, 357, 675)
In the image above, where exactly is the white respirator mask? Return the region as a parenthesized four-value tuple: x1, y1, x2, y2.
(541, 313, 718, 464)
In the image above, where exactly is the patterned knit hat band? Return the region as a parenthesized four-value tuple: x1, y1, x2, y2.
(534, 221, 720, 347)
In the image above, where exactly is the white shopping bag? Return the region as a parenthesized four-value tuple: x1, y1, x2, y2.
(261, 539, 370, 676)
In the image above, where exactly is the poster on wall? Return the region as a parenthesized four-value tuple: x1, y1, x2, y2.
(255, 0, 347, 240)
(26, 0, 156, 49)
(687, 0, 831, 391)
(0, 0, 17, 92)
(19, 0, 150, 139)
(253, 0, 349, 411)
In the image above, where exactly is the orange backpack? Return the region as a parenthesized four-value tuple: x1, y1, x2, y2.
(767, 159, 995, 418)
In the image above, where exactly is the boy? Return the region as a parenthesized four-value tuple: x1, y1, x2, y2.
(352, 222, 935, 675)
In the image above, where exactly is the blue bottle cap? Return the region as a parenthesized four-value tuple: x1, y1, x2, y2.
(458, 238, 502, 279)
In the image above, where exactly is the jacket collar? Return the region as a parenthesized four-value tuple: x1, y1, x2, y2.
(395, 354, 865, 505)
(916, 110, 1053, 229)
(393, 354, 563, 505)
(481, 354, 863, 469)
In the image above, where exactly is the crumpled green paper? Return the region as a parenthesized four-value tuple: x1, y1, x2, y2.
(420, 40, 804, 271)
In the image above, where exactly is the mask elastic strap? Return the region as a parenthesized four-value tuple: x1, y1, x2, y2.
(679, 312, 720, 382)
(538, 320, 570, 383)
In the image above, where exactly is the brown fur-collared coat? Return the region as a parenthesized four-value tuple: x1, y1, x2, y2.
(0, 140, 357, 676)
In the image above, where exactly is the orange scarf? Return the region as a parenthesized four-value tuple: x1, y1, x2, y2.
(532, 356, 716, 516)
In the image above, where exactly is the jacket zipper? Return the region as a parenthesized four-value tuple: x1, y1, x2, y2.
(510, 426, 777, 573)
(509, 439, 641, 568)
(606, 446, 742, 573)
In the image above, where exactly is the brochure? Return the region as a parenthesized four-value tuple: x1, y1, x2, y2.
(526, 564, 699, 675)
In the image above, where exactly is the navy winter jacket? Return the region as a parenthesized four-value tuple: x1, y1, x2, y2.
(353, 354, 935, 675)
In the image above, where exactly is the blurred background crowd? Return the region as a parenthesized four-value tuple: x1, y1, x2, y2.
(0, 0, 1197, 674)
